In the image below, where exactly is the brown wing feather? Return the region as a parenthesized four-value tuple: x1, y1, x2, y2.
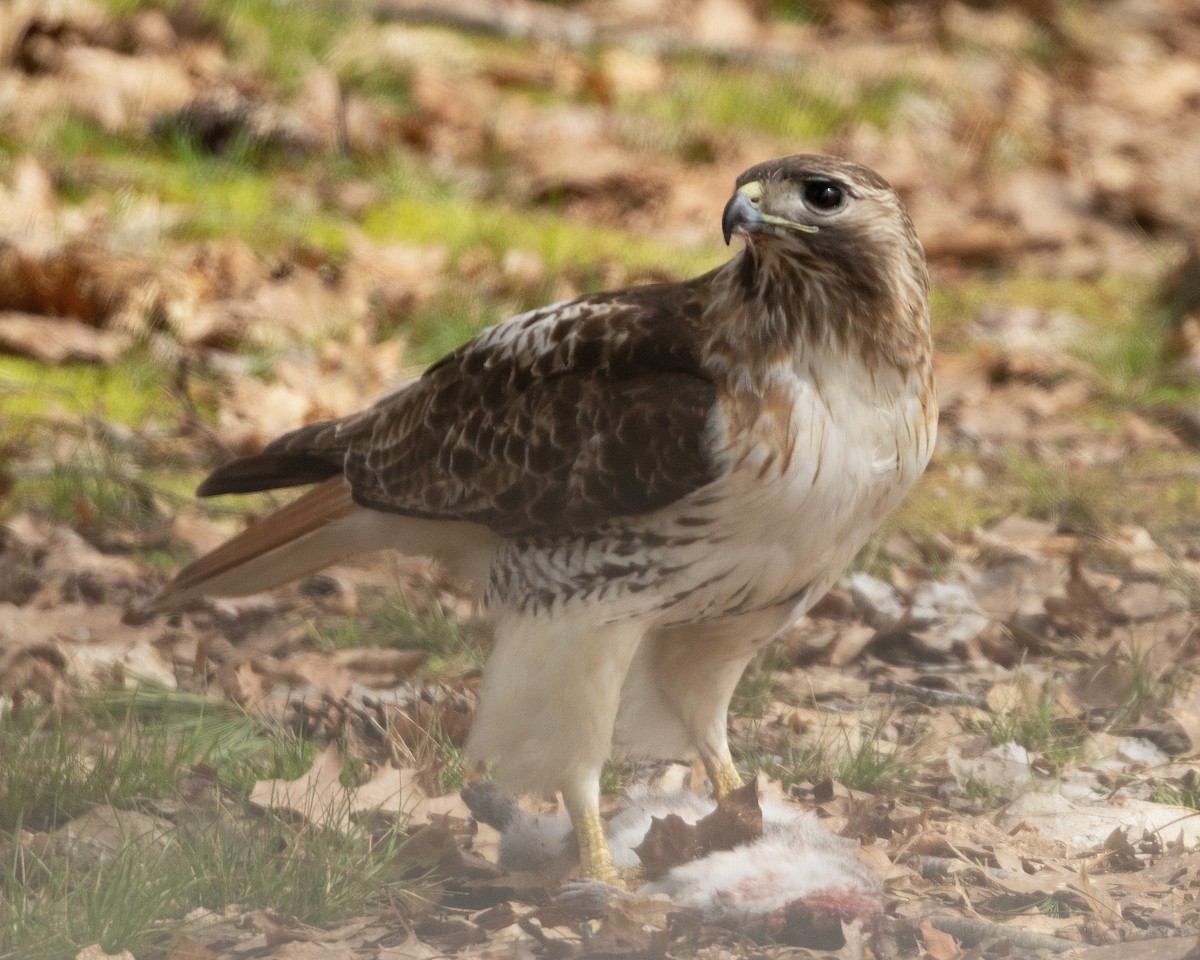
(197, 451, 342, 496)
(207, 279, 722, 539)
(349, 370, 716, 536)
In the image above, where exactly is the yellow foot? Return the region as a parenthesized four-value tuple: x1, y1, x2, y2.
(575, 805, 623, 885)
(707, 756, 743, 799)
(581, 862, 639, 891)
(570, 806, 641, 889)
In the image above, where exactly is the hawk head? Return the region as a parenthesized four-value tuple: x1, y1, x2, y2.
(718, 154, 929, 370)
(721, 155, 911, 248)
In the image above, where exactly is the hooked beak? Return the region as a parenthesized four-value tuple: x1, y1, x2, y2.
(722, 182, 819, 245)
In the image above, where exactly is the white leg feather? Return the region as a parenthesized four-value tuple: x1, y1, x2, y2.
(467, 609, 646, 882)
(467, 611, 646, 797)
(616, 629, 756, 758)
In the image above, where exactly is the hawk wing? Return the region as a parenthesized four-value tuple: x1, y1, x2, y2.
(198, 280, 723, 539)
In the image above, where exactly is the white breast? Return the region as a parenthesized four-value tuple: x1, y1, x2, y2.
(644, 341, 935, 635)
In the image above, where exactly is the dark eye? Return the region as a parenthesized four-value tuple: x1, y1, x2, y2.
(803, 180, 845, 212)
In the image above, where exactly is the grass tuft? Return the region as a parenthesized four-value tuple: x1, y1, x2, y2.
(0, 691, 420, 960)
(746, 709, 927, 795)
(1151, 770, 1200, 810)
(968, 678, 1087, 770)
(305, 589, 483, 674)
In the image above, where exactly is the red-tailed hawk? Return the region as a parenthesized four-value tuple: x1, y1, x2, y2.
(154, 155, 936, 884)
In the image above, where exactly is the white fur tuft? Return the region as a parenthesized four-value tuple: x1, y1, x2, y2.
(489, 785, 883, 925)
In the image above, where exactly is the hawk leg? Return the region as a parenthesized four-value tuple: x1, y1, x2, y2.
(562, 783, 621, 886)
(467, 612, 646, 886)
(704, 749, 744, 799)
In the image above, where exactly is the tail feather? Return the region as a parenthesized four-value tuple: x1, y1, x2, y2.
(196, 452, 341, 496)
(151, 478, 360, 612)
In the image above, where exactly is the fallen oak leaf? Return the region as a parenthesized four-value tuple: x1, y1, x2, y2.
(575, 892, 673, 958)
(632, 813, 699, 881)
(412, 916, 488, 950)
(633, 777, 761, 879)
(927, 914, 1075, 954)
(329, 647, 427, 687)
(695, 778, 762, 855)
(249, 747, 428, 830)
(248, 742, 351, 828)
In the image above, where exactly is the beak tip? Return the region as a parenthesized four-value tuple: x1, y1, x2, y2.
(721, 193, 742, 248)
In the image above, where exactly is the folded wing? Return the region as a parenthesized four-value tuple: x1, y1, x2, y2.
(200, 284, 722, 538)
(155, 282, 723, 609)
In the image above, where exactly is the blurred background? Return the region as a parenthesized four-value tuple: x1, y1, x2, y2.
(3, 1, 1200, 957)
(3, 0, 1200, 547)
(2, 0, 1200, 557)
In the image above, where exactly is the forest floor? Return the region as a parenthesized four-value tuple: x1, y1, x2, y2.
(3, 0, 1200, 957)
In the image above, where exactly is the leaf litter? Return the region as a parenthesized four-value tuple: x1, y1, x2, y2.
(2, 0, 1200, 957)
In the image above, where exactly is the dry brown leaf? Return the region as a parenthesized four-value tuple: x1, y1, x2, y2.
(164, 935, 217, 960)
(633, 812, 700, 881)
(67, 48, 192, 127)
(387, 689, 475, 755)
(1104, 526, 1174, 577)
(632, 779, 762, 880)
(576, 894, 672, 957)
(0, 604, 173, 689)
(919, 916, 963, 960)
(49, 806, 173, 869)
(214, 646, 426, 706)
(1064, 935, 1200, 960)
(1072, 863, 1122, 924)
(74, 947, 135, 960)
(329, 648, 427, 687)
(249, 743, 350, 823)
(374, 933, 446, 959)
(0, 156, 59, 250)
(921, 218, 1024, 265)
(6, 514, 142, 581)
(691, 0, 760, 47)
(261, 652, 353, 700)
(248, 746, 457, 831)
(827, 623, 877, 668)
(0, 241, 193, 332)
(1110, 581, 1189, 623)
(217, 330, 404, 452)
(0, 311, 132, 364)
(347, 761, 409, 809)
(0, 638, 69, 706)
(254, 944, 355, 960)
(1165, 706, 1200, 759)
(695, 778, 762, 854)
(997, 792, 1200, 854)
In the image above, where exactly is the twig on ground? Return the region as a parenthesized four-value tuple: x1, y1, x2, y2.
(929, 913, 1076, 953)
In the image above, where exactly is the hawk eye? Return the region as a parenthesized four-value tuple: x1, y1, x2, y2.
(803, 180, 845, 212)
